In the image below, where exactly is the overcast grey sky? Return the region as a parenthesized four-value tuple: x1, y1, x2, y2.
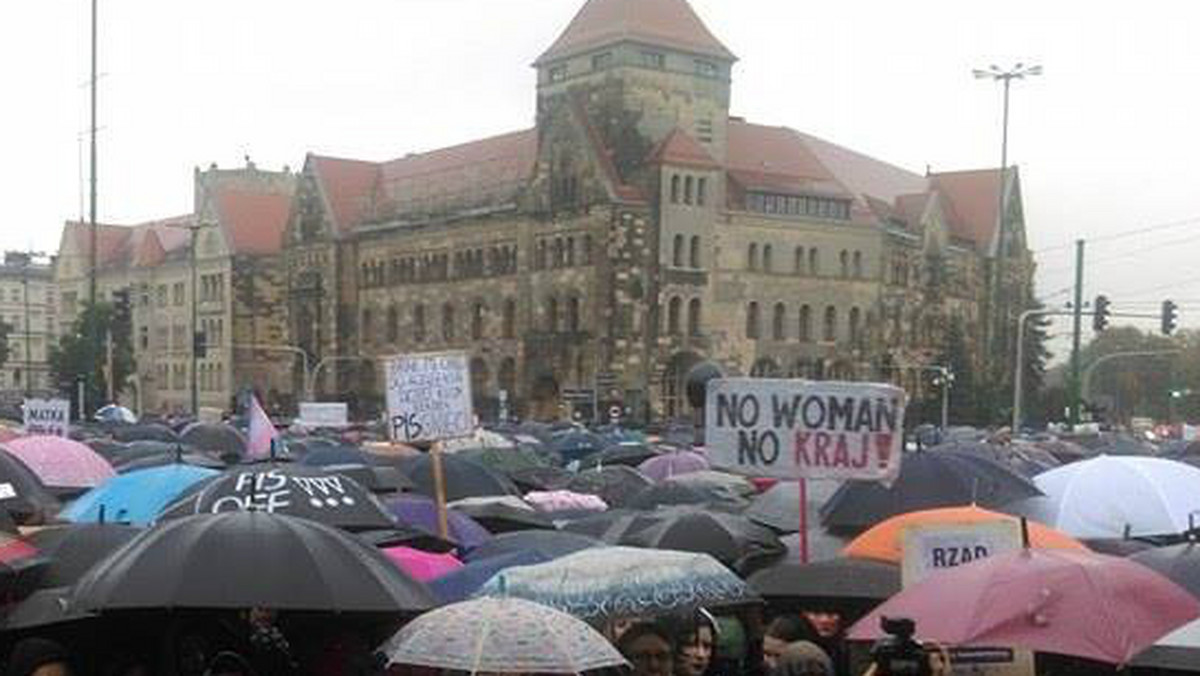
(5, 0, 1200, 354)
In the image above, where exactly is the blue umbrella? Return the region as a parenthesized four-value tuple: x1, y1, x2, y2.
(428, 550, 550, 604)
(62, 465, 219, 525)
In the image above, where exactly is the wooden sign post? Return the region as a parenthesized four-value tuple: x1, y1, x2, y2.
(385, 351, 474, 541)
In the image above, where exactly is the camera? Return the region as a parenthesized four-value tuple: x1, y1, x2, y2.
(870, 617, 930, 676)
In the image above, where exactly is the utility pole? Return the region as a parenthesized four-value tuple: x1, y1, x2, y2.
(1068, 239, 1085, 427)
(88, 0, 98, 306)
(21, 256, 32, 398)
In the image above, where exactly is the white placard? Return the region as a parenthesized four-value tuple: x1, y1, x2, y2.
(0, 483, 16, 499)
(704, 379, 906, 481)
(298, 402, 349, 428)
(385, 351, 474, 443)
(901, 521, 1022, 586)
(23, 398, 71, 438)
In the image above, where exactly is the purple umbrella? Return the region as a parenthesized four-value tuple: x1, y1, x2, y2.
(4, 436, 115, 492)
(638, 450, 709, 482)
(385, 495, 492, 550)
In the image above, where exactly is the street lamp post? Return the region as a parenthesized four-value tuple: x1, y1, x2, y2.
(974, 63, 1042, 404)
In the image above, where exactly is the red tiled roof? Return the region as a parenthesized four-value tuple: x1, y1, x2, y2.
(537, 0, 735, 65)
(215, 189, 294, 255)
(793, 130, 929, 206)
(62, 218, 192, 270)
(648, 128, 719, 170)
(929, 168, 1005, 247)
(376, 129, 537, 216)
(309, 155, 381, 233)
(726, 121, 844, 195)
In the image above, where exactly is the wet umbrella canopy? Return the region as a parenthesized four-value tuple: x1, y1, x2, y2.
(565, 466, 653, 508)
(0, 448, 60, 523)
(463, 530, 604, 563)
(62, 464, 219, 526)
(386, 495, 493, 551)
(619, 508, 785, 572)
(401, 453, 518, 502)
(71, 511, 437, 613)
(749, 557, 900, 604)
(4, 436, 115, 493)
(111, 423, 179, 443)
(26, 523, 143, 587)
(1131, 541, 1200, 599)
(180, 423, 247, 457)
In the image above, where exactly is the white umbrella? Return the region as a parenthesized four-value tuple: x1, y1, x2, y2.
(1015, 456, 1200, 538)
(380, 596, 628, 674)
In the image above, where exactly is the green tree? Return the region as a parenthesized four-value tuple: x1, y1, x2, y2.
(1078, 327, 1179, 424)
(1018, 295, 1054, 427)
(48, 301, 135, 416)
(937, 315, 981, 427)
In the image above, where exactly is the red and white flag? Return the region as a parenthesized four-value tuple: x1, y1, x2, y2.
(247, 394, 277, 460)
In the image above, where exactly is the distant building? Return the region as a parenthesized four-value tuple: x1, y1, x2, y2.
(280, 0, 1034, 422)
(0, 252, 56, 400)
(54, 162, 297, 414)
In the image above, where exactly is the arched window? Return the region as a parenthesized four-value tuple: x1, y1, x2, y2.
(498, 358, 517, 397)
(799, 305, 812, 342)
(684, 176, 694, 204)
(794, 247, 805, 275)
(442, 303, 456, 341)
(849, 307, 862, 344)
(687, 298, 701, 336)
(470, 358, 490, 399)
(840, 250, 849, 278)
(746, 302, 761, 339)
(809, 248, 820, 275)
(386, 305, 399, 343)
(554, 238, 565, 268)
(471, 301, 486, 340)
(667, 297, 682, 336)
(567, 296, 581, 333)
(361, 309, 374, 344)
(502, 299, 516, 339)
(566, 237, 576, 266)
(546, 297, 559, 332)
(853, 251, 864, 279)
(583, 235, 593, 265)
(413, 304, 426, 343)
(689, 236, 701, 268)
(671, 175, 681, 203)
(673, 234, 685, 267)
(773, 303, 786, 341)
(748, 243, 759, 270)
(697, 178, 707, 206)
(763, 244, 773, 273)
(824, 306, 837, 342)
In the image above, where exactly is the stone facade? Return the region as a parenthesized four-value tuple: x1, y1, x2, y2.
(280, 0, 1034, 424)
(0, 252, 57, 400)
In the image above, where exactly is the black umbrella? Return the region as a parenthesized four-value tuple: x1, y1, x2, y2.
(2, 587, 90, 631)
(559, 509, 653, 540)
(112, 423, 179, 443)
(26, 523, 143, 587)
(620, 508, 785, 572)
(819, 449, 1042, 533)
(508, 466, 572, 493)
(565, 466, 654, 508)
(743, 479, 841, 533)
(462, 530, 603, 563)
(401, 454, 518, 502)
(114, 451, 227, 474)
(748, 558, 900, 607)
(940, 441, 1059, 478)
(301, 445, 375, 467)
(158, 462, 395, 532)
(448, 497, 554, 534)
(577, 443, 660, 470)
(1131, 541, 1200, 599)
(0, 448, 60, 524)
(323, 464, 414, 494)
(629, 480, 750, 511)
(548, 430, 608, 464)
(71, 511, 437, 613)
(180, 423, 247, 457)
(356, 526, 458, 553)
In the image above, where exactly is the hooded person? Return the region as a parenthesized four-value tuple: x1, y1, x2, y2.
(6, 638, 73, 676)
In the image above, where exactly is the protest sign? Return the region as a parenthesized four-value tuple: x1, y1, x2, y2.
(385, 351, 474, 443)
(298, 402, 349, 428)
(705, 379, 906, 482)
(902, 521, 1034, 676)
(23, 398, 70, 437)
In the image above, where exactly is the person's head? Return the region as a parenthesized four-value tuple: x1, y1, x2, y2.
(618, 623, 675, 676)
(6, 638, 72, 676)
(673, 616, 715, 676)
(772, 642, 832, 676)
(203, 651, 254, 676)
(763, 616, 819, 671)
(801, 611, 842, 640)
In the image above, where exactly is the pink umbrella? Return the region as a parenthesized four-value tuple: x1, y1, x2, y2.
(4, 436, 115, 490)
(849, 548, 1200, 664)
(638, 450, 709, 482)
(524, 490, 608, 514)
(383, 546, 463, 582)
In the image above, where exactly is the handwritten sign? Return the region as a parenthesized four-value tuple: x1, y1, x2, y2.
(23, 398, 70, 437)
(385, 351, 474, 443)
(705, 379, 906, 481)
(901, 521, 1021, 586)
(208, 469, 359, 514)
(299, 402, 349, 428)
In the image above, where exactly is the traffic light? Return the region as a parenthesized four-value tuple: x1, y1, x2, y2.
(1162, 300, 1178, 335)
(1092, 294, 1111, 332)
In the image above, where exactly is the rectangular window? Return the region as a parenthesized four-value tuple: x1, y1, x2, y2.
(641, 51, 665, 69)
(173, 282, 185, 306)
(549, 65, 567, 82)
(695, 60, 718, 78)
(592, 52, 613, 70)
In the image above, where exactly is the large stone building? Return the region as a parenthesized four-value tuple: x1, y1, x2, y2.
(0, 252, 57, 400)
(282, 0, 1034, 422)
(54, 162, 297, 414)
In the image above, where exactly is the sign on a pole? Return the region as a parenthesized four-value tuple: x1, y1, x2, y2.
(900, 521, 1021, 586)
(298, 402, 349, 428)
(705, 379, 906, 482)
(385, 351, 474, 443)
(23, 398, 70, 437)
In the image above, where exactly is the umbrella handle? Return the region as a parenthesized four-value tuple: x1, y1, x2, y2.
(1020, 517, 1030, 549)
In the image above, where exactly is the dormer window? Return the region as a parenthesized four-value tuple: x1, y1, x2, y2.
(695, 60, 718, 78)
(592, 52, 613, 70)
(549, 65, 567, 83)
(641, 51, 665, 69)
